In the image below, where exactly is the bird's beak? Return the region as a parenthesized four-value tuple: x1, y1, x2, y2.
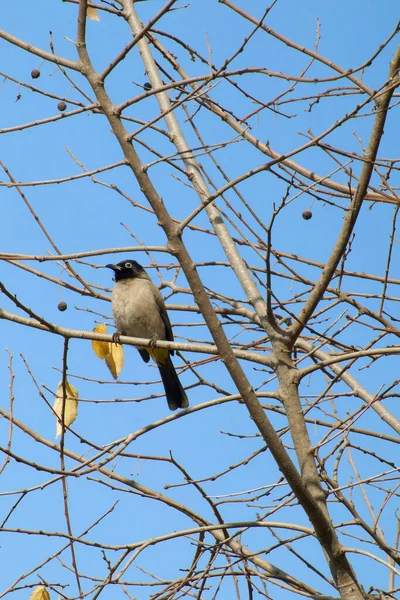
(105, 263, 121, 272)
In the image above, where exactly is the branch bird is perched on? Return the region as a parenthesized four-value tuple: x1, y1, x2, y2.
(106, 259, 189, 411)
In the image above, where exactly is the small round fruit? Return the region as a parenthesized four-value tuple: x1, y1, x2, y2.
(58, 301, 68, 312)
(57, 101, 67, 112)
(302, 210, 312, 220)
(143, 82, 152, 90)
(31, 69, 41, 79)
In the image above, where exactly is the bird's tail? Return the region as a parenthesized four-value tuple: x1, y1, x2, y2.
(157, 356, 189, 411)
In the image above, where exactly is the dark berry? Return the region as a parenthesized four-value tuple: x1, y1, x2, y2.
(143, 82, 152, 90)
(58, 301, 68, 312)
(302, 210, 312, 220)
(31, 69, 41, 79)
(57, 101, 67, 112)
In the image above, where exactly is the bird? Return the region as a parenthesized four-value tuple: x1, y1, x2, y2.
(106, 259, 189, 411)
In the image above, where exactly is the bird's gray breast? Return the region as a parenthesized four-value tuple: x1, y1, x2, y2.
(111, 278, 166, 341)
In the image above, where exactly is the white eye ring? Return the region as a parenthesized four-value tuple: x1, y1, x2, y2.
(125, 262, 132, 268)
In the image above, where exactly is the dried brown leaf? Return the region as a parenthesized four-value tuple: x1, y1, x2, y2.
(106, 343, 124, 380)
(92, 323, 109, 359)
(54, 380, 79, 438)
(30, 587, 50, 600)
(86, 6, 100, 21)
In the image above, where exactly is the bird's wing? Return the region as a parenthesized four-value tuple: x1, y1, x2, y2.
(160, 308, 174, 342)
(153, 286, 175, 353)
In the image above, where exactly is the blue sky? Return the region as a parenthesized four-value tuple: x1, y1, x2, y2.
(1, 1, 400, 598)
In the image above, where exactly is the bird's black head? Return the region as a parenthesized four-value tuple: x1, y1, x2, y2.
(106, 260, 150, 282)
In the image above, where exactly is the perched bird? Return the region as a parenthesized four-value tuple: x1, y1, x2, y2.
(106, 259, 189, 411)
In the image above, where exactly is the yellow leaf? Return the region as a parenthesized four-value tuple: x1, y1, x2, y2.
(30, 586, 50, 600)
(92, 323, 109, 359)
(86, 7, 100, 21)
(54, 379, 79, 438)
(106, 343, 124, 380)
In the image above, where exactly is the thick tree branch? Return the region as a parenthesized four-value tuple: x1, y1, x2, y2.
(72, 2, 366, 595)
(289, 45, 400, 340)
(122, 0, 281, 340)
(0, 30, 80, 71)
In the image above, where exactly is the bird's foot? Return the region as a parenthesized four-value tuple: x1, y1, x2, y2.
(112, 331, 121, 344)
(149, 334, 159, 349)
